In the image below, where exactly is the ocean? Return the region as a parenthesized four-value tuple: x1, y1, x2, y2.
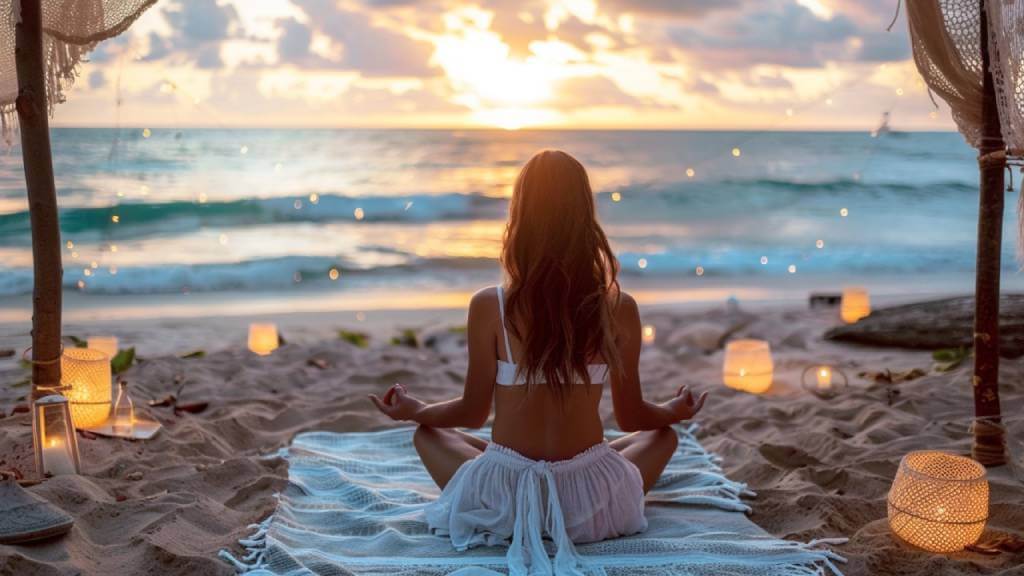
(0, 128, 1021, 320)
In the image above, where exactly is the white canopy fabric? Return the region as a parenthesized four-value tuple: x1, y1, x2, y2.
(1, 0, 156, 142)
(906, 0, 1024, 155)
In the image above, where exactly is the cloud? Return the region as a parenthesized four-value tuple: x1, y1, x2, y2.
(551, 76, 649, 110)
(142, 0, 240, 68)
(88, 70, 107, 90)
(600, 0, 742, 17)
(284, 0, 438, 77)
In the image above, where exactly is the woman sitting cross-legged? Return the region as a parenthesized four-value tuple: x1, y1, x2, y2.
(369, 149, 707, 575)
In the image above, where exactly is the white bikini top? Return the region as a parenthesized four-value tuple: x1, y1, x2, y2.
(495, 285, 609, 386)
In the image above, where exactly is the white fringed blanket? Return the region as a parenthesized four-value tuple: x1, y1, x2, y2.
(220, 425, 846, 575)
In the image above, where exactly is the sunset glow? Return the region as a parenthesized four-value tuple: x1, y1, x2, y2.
(53, 0, 950, 131)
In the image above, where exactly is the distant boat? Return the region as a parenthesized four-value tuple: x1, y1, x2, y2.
(871, 111, 906, 138)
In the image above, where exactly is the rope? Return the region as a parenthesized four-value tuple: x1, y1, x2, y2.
(21, 344, 64, 366)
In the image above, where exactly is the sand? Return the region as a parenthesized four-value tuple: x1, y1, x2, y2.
(1, 301, 1022, 575)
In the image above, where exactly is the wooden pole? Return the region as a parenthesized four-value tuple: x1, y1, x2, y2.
(972, 0, 1006, 467)
(15, 0, 63, 398)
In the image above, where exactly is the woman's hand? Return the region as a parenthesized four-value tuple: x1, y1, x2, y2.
(662, 385, 707, 422)
(368, 383, 426, 422)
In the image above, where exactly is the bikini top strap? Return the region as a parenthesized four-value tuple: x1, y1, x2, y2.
(496, 285, 514, 363)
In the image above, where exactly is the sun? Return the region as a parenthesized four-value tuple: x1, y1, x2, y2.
(431, 7, 565, 129)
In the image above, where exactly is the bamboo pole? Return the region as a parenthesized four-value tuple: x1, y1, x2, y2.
(15, 0, 63, 398)
(971, 0, 1006, 467)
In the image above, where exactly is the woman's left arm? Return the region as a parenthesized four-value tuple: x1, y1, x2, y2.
(368, 289, 497, 428)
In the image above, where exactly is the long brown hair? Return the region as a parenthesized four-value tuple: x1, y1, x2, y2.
(500, 149, 621, 393)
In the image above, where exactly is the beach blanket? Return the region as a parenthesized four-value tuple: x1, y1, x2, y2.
(220, 426, 846, 576)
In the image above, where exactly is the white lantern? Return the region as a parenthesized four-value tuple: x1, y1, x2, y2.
(248, 323, 279, 356)
(840, 287, 871, 324)
(32, 395, 81, 478)
(722, 339, 773, 394)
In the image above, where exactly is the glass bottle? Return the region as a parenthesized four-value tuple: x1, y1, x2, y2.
(112, 380, 134, 436)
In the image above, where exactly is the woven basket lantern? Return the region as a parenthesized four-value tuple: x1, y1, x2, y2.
(887, 451, 989, 552)
(61, 347, 112, 429)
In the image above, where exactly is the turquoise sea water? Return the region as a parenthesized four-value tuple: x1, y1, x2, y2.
(0, 128, 1020, 317)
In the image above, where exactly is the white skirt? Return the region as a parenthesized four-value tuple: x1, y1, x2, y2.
(424, 440, 647, 575)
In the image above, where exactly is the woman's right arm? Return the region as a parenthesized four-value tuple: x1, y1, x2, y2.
(609, 293, 707, 432)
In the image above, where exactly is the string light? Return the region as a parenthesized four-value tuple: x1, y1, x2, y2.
(816, 239, 825, 249)
(83, 269, 92, 277)
(788, 264, 797, 274)
(309, 193, 319, 204)
(90, 261, 98, 269)
(356, 311, 366, 322)
(142, 128, 151, 138)
(140, 185, 150, 196)
(111, 215, 120, 223)
(65, 240, 74, 249)
(218, 233, 229, 245)
(294, 199, 303, 210)
(109, 244, 118, 253)
(760, 256, 768, 265)
(611, 192, 622, 202)
(686, 168, 695, 178)
(731, 147, 742, 157)
(77, 280, 86, 290)
(840, 207, 849, 217)
(404, 201, 414, 210)
(329, 268, 340, 281)
(198, 193, 208, 204)
(695, 265, 705, 276)
(71, 251, 79, 259)
(354, 207, 365, 220)
(895, 88, 904, 96)
(109, 266, 118, 275)
(637, 258, 648, 269)
(240, 145, 249, 155)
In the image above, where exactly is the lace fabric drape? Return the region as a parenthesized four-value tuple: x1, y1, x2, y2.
(1, 0, 156, 143)
(906, 0, 1024, 155)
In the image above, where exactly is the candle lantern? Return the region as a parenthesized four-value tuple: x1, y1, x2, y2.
(642, 325, 656, 344)
(61, 348, 112, 428)
(840, 287, 871, 324)
(887, 451, 988, 552)
(32, 395, 82, 478)
(722, 339, 773, 394)
(800, 364, 848, 398)
(87, 336, 119, 359)
(248, 323, 279, 356)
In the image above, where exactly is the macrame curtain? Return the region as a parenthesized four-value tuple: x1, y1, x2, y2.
(906, 0, 1024, 155)
(1, 0, 156, 143)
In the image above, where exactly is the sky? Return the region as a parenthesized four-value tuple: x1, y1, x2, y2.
(53, 0, 955, 131)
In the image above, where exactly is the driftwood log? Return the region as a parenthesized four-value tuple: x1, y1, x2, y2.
(824, 295, 1024, 359)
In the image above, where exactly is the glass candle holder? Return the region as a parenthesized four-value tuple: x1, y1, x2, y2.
(642, 325, 656, 345)
(887, 451, 988, 552)
(32, 395, 82, 478)
(248, 323, 279, 356)
(61, 347, 113, 428)
(87, 336, 119, 359)
(840, 287, 871, 324)
(722, 339, 773, 394)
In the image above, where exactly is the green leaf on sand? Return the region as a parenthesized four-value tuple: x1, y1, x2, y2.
(180, 350, 206, 359)
(390, 329, 419, 348)
(932, 347, 969, 372)
(67, 335, 87, 348)
(338, 330, 369, 348)
(111, 348, 136, 374)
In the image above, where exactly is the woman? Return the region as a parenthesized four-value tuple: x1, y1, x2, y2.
(369, 149, 707, 574)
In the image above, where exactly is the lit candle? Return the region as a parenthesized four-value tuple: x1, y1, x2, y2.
(816, 366, 833, 391)
(248, 323, 279, 356)
(87, 336, 119, 359)
(42, 437, 76, 476)
(841, 287, 871, 324)
(722, 339, 773, 394)
(642, 325, 656, 344)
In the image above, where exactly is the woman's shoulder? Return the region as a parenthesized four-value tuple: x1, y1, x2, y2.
(468, 286, 501, 319)
(612, 290, 639, 323)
